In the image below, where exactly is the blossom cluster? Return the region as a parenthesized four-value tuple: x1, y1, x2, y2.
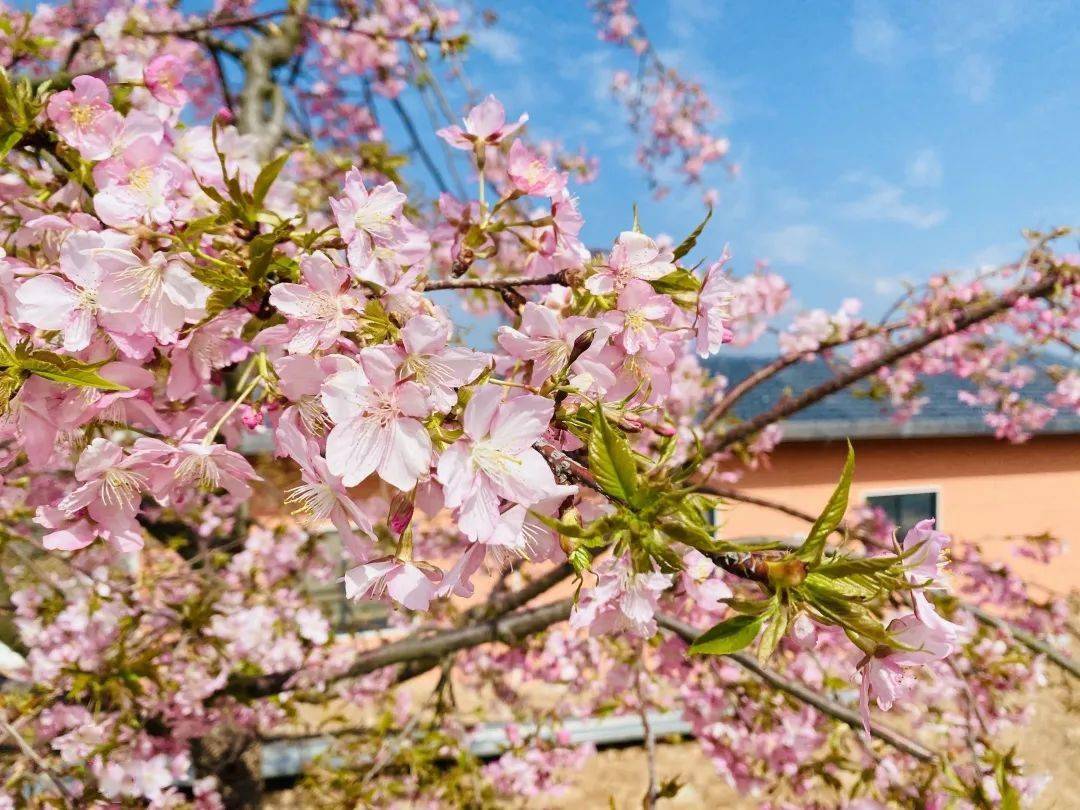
(0, 1, 1075, 805)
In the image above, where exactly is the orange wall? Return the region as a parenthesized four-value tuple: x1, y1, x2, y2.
(720, 434, 1080, 593)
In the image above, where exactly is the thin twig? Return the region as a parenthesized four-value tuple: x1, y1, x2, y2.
(696, 264, 1071, 460)
(0, 713, 76, 807)
(656, 614, 938, 763)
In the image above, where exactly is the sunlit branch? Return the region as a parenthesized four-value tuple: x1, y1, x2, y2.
(655, 614, 938, 763)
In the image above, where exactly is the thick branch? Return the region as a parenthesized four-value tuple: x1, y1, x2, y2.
(656, 614, 937, 763)
(702, 322, 905, 429)
(231, 600, 573, 699)
(425, 271, 567, 291)
(699, 266, 1070, 458)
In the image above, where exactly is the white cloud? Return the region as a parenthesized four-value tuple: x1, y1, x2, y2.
(839, 175, 947, 229)
(471, 28, 523, 65)
(759, 224, 832, 265)
(905, 148, 943, 188)
(952, 53, 995, 103)
(667, 0, 723, 43)
(851, 0, 901, 65)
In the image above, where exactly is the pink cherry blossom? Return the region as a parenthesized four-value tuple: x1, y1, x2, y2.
(436, 384, 559, 541)
(497, 302, 613, 391)
(856, 611, 960, 734)
(92, 136, 178, 227)
(275, 413, 375, 561)
(143, 53, 189, 107)
(268, 252, 362, 353)
(96, 250, 210, 343)
(45, 75, 122, 160)
(602, 279, 675, 354)
(329, 170, 430, 277)
(678, 549, 732, 612)
(15, 230, 137, 351)
(506, 140, 566, 197)
(486, 484, 577, 562)
(321, 348, 433, 490)
(695, 254, 735, 358)
(569, 557, 672, 638)
(901, 519, 950, 585)
(133, 438, 260, 502)
(344, 556, 441, 611)
(54, 438, 146, 549)
(393, 314, 489, 411)
(436, 95, 528, 150)
(586, 231, 677, 294)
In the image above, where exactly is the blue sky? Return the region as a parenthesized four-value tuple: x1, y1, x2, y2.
(409, 0, 1080, 314)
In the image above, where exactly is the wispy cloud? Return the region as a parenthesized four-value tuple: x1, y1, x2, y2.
(951, 53, 995, 103)
(847, 0, 1059, 104)
(839, 173, 947, 229)
(851, 0, 901, 65)
(471, 28, 524, 65)
(905, 148, 943, 188)
(759, 224, 833, 265)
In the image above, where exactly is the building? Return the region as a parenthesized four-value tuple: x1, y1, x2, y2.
(711, 357, 1080, 593)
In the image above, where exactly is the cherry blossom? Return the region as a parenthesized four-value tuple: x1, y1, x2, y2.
(586, 231, 677, 294)
(436, 384, 559, 541)
(321, 348, 433, 490)
(437, 95, 528, 150)
(45, 75, 122, 160)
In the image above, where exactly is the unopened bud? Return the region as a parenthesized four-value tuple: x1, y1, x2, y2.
(568, 328, 597, 366)
(451, 246, 475, 277)
(500, 286, 526, 313)
(766, 559, 808, 588)
(388, 491, 415, 537)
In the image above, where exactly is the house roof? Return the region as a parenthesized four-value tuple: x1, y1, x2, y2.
(707, 356, 1080, 441)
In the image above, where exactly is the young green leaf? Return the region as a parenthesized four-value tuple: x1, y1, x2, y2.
(13, 348, 128, 391)
(756, 608, 789, 664)
(672, 206, 712, 261)
(251, 151, 291, 210)
(689, 612, 764, 656)
(814, 554, 901, 578)
(588, 407, 639, 505)
(794, 440, 854, 566)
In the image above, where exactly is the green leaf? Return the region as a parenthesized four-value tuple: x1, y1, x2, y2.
(531, 511, 591, 539)
(802, 571, 878, 601)
(814, 554, 901, 578)
(672, 206, 712, 261)
(0, 129, 22, 161)
(251, 151, 291, 210)
(12, 348, 128, 391)
(588, 407, 639, 505)
(690, 612, 764, 655)
(658, 518, 715, 551)
(757, 608, 789, 664)
(794, 440, 854, 566)
(651, 267, 701, 296)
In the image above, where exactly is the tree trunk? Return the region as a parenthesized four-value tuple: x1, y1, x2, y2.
(191, 723, 263, 810)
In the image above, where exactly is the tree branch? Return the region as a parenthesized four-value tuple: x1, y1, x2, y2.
(698, 264, 1072, 459)
(701, 484, 1080, 680)
(655, 614, 938, 763)
(425, 271, 567, 291)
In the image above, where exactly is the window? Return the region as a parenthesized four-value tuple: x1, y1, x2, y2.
(865, 490, 938, 537)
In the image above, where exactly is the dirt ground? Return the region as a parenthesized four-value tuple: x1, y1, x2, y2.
(268, 672, 1079, 808)
(550, 674, 1080, 809)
